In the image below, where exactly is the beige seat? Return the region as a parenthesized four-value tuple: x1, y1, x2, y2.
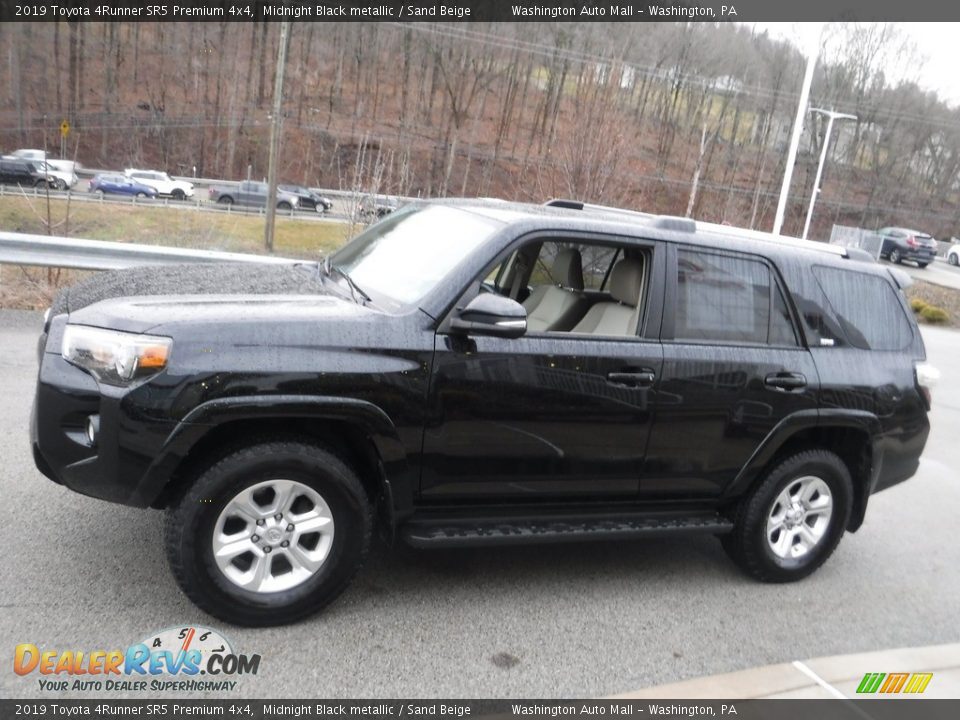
(570, 257, 645, 336)
(523, 248, 587, 332)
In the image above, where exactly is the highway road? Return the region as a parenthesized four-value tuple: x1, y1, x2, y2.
(0, 310, 957, 699)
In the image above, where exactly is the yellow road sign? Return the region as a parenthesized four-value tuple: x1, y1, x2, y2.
(59, 120, 70, 138)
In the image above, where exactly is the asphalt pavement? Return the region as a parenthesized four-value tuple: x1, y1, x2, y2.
(0, 310, 957, 699)
(899, 256, 960, 290)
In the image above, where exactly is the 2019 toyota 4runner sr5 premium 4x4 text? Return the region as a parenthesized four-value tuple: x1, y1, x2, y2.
(31, 200, 936, 626)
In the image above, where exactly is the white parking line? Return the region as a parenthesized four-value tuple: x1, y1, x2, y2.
(791, 660, 848, 699)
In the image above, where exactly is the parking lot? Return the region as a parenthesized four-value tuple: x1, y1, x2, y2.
(0, 309, 957, 699)
(899, 256, 960, 291)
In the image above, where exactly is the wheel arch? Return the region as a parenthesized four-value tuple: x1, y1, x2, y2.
(725, 410, 879, 532)
(143, 396, 411, 535)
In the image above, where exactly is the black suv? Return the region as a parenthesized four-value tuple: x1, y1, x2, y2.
(31, 200, 935, 626)
(0, 157, 53, 188)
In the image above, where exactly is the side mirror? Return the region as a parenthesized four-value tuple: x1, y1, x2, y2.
(449, 293, 527, 339)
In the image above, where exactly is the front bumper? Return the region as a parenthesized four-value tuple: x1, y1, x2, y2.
(31, 349, 177, 508)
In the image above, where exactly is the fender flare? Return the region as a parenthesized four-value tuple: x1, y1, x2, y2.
(723, 409, 881, 530)
(136, 395, 410, 521)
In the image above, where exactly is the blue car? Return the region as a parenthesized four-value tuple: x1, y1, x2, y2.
(89, 173, 158, 198)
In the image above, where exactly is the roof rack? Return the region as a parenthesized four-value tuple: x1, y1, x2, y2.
(543, 198, 846, 258)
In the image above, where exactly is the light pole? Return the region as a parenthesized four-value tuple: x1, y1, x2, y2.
(801, 108, 857, 240)
(265, 20, 291, 253)
(772, 23, 823, 237)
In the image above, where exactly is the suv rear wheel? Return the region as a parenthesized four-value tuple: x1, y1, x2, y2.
(722, 449, 852, 582)
(164, 441, 372, 626)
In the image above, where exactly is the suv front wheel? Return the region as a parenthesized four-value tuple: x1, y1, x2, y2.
(722, 449, 852, 582)
(164, 441, 372, 626)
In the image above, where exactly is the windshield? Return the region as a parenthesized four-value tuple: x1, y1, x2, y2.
(331, 205, 502, 309)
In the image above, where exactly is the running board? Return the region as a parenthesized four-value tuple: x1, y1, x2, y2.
(401, 512, 733, 549)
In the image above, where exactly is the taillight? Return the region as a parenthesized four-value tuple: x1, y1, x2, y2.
(907, 236, 918, 247)
(915, 362, 940, 410)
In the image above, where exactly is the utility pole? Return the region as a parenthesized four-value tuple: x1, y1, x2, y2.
(264, 20, 291, 253)
(773, 24, 822, 237)
(801, 108, 857, 240)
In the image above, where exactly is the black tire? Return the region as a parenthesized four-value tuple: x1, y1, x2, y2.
(949, 254, 959, 267)
(171, 189, 186, 201)
(917, 263, 928, 269)
(278, 201, 292, 211)
(164, 440, 372, 626)
(217, 195, 234, 205)
(721, 449, 852, 583)
(136, 191, 147, 198)
(889, 249, 902, 264)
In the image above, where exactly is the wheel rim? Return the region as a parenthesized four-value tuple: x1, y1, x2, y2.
(765, 475, 833, 560)
(212, 479, 335, 593)
(891, 250, 901, 262)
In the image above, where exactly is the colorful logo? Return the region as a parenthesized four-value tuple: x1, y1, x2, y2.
(856, 672, 933, 694)
(13, 626, 261, 693)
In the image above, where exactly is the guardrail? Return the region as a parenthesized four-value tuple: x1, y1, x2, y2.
(0, 231, 301, 271)
(0, 182, 359, 223)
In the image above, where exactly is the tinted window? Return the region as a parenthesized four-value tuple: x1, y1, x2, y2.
(812, 266, 913, 350)
(675, 250, 796, 346)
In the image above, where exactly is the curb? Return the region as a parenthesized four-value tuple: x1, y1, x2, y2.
(609, 643, 960, 699)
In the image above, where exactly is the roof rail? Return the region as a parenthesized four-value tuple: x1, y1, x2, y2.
(544, 198, 654, 221)
(696, 219, 847, 257)
(648, 216, 696, 233)
(543, 198, 846, 257)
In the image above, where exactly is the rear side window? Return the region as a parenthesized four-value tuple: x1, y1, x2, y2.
(674, 249, 797, 346)
(811, 266, 912, 350)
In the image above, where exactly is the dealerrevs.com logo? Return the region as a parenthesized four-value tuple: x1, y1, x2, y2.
(13, 626, 261, 693)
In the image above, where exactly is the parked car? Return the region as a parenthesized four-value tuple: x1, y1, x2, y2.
(878, 227, 938, 268)
(358, 193, 399, 219)
(208, 180, 299, 210)
(89, 173, 158, 198)
(10, 149, 78, 176)
(124, 169, 194, 200)
(279, 184, 333, 212)
(32, 199, 935, 626)
(947, 242, 959, 266)
(0, 157, 55, 188)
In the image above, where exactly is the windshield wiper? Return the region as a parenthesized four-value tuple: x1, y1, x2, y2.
(320, 256, 370, 305)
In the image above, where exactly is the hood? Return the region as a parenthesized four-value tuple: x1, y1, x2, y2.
(52, 262, 342, 333)
(69, 292, 371, 335)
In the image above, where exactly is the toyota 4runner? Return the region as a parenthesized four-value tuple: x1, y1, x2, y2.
(31, 199, 936, 626)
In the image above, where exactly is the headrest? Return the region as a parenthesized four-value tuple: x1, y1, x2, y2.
(552, 248, 584, 291)
(609, 258, 644, 306)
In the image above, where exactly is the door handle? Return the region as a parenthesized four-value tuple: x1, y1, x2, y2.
(764, 372, 807, 391)
(606, 371, 656, 387)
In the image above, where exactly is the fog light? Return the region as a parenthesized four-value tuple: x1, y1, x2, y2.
(86, 415, 100, 446)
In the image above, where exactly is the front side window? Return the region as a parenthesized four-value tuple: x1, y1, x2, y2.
(466, 237, 648, 337)
(332, 205, 502, 309)
(675, 249, 797, 346)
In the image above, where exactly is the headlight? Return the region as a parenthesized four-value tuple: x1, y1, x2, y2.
(62, 325, 172, 385)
